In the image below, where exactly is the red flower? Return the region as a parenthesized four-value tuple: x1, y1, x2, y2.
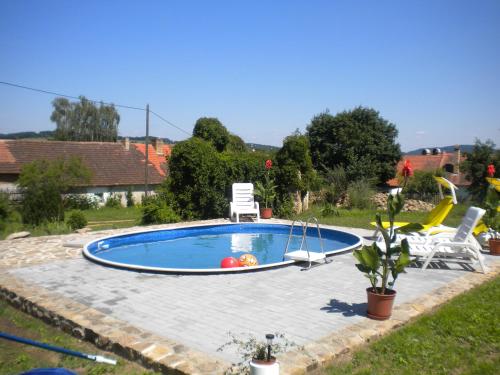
(265, 159, 272, 170)
(402, 160, 413, 178)
(487, 164, 496, 177)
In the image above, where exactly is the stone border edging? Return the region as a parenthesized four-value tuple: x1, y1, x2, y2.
(276, 262, 500, 374)
(0, 272, 231, 375)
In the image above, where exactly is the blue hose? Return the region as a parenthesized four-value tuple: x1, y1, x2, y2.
(0, 331, 116, 365)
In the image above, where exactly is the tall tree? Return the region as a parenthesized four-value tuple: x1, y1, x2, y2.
(51, 96, 120, 142)
(275, 130, 317, 212)
(192, 117, 230, 152)
(462, 139, 500, 201)
(307, 107, 401, 185)
(166, 137, 227, 219)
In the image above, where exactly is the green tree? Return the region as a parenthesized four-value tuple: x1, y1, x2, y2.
(51, 96, 120, 142)
(192, 117, 230, 152)
(462, 139, 500, 201)
(307, 107, 401, 185)
(276, 131, 316, 194)
(166, 138, 227, 219)
(227, 134, 248, 152)
(275, 131, 318, 213)
(18, 157, 91, 225)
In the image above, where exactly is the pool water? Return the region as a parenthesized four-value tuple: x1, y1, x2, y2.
(84, 224, 362, 273)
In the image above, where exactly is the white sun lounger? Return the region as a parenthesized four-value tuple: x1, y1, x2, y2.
(230, 183, 260, 223)
(406, 206, 487, 273)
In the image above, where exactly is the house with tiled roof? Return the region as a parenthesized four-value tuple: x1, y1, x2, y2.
(387, 146, 469, 187)
(0, 138, 172, 205)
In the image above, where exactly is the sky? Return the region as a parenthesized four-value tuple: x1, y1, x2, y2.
(1, 0, 499, 152)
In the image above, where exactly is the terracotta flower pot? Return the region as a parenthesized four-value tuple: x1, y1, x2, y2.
(261, 208, 273, 219)
(250, 357, 279, 375)
(366, 287, 396, 320)
(489, 238, 500, 256)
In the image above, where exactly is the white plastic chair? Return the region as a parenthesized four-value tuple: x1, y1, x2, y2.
(406, 206, 487, 273)
(230, 183, 260, 223)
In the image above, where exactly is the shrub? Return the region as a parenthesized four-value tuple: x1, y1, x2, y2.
(274, 194, 295, 219)
(404, 169, 442, 202)
(347, 179, 375, 209)
(141, 196, 180, 224)
(63, 194, 99, 210)
(105, 194, 122, 208)
(126, 187, 134, 207)
(66, 210, 88, 230)
(18, 157, 91, 225)
(323, 165, 348, 204)
(321, 203, 340, 217)
(0, 193, 11, 232)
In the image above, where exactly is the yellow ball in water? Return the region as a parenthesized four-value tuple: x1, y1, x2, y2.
(239, 253, 258, 267)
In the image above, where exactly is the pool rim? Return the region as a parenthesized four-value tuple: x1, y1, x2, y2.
(83, 222, 363, 274)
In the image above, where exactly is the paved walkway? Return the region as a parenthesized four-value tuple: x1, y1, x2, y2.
(1, 219, 499, 374)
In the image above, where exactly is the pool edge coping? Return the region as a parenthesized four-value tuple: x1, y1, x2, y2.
(82, 222, 363, 274)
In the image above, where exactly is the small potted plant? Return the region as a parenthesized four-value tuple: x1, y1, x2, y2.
(353, 161, 412, 320)
(255, 159, 277, 219)
(484, 172, 500, 255)
(218, 332, 296, 375)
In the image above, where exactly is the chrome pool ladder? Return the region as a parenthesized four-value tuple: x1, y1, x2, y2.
(283, 217, 329, 270)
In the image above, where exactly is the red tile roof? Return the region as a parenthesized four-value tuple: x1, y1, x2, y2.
(387, 152, 469, 187)
(133, 143, 172, 177)
(0, 140, 166, 187)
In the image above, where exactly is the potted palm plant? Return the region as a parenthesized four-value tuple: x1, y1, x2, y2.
(353, 193, 412, 320)
(484, 175, 500, 255)
(255, 159, 277, 219)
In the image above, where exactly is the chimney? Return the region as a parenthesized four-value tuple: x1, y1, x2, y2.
(122, 137, 130, 150)
(152, 138, 164, 155)
(454, 145, 460, 174)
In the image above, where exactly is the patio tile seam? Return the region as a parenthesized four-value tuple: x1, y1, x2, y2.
(0, 272, 231, 375)
(277, 261, 500, 375)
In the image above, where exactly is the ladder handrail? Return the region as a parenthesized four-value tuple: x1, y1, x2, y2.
(283, 219, 305, 259)
(305, 216, 325, 256)
(283, 217, 325, 264)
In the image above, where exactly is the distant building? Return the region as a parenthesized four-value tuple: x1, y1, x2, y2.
(387, 146, 470, 187)
(0, 138, 172, 205)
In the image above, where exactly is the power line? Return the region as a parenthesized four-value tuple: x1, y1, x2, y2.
(0, 80, 145, 111)
(0, 80, 192, 135)
(150, 110, 191, 136)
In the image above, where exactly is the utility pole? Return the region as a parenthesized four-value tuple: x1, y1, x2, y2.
(144, 104, 150, 197)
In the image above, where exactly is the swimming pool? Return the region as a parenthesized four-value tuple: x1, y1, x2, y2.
(83, 223, 362, 274)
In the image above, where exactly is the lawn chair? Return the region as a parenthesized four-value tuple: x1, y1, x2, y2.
(230, 183, 260, 223)
(405, 206, 487, 273)
(372, 176, 458, 236)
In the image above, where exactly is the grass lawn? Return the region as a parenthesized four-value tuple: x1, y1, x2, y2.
(0, 299, 158, 375)
(84, 206, 142, 230)
(298, 203, 468, 230)
(324, 275, 500, 375)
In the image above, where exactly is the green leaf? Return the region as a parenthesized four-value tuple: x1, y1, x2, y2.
(353, 244, 381, 272)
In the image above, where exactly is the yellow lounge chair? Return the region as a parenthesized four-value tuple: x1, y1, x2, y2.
(372, 177, 458, 234)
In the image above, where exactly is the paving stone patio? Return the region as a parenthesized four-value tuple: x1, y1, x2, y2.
(1, 219, 499, 374)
